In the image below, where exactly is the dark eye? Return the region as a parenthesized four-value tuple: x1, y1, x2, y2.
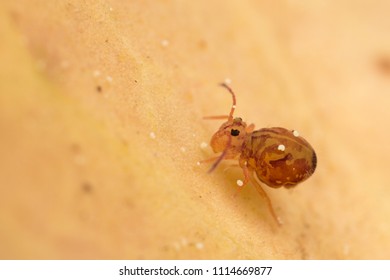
(231, 129, 240, 136)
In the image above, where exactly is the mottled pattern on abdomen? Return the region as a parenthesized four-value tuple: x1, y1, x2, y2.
(241, 127, 317, 188)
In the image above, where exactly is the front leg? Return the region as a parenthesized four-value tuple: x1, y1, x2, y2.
(239, 158, 281, 225)
(239, 158, 251, 187)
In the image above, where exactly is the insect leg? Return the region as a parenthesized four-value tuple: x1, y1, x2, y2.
(249, 173, 282, 226)
(241, 161, 251, 187)
(198, 156, 221, 164)
(229, 161, 250, 197)
(222, 163, 240, 172)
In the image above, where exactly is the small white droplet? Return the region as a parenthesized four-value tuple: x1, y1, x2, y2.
(200, 142, 208, 149)
(232, 105, 236, 109)
(109, 7, 113, 12)
(93, 70, 101, 77)
(277, 144, 285, 151)
(161, 39, 169, 47)
(293, 130, 299, 137)
(224, 78, 232, 84)
(236, 179, 244, 187)
(196, 161, 201, 166)
(106, 76, 113, 83)
(149, 132, 156, 139)
(195, 242, 204, 250)
(180, 147, 186, 153)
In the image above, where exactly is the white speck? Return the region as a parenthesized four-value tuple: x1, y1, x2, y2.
(232, 105, 236, 109)
(236, 179, 244, 187)
(106, 76, 113, 83)
(195, 242, 204, 250)
(224, 78, 232, 84)
(293, 130, 299, 137)
(180, 147, 186, 153)
(277, 144, 285, 151)
(149, 132, 156, 139)
(196, 161, 201, 166)
(161, 39, 169, 47)
(200, 142, 208, 149)
(93, 70, 101, 77)
(109, 7, 113, 12)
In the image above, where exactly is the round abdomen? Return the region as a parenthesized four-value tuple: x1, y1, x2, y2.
(243, 127, 317, 188)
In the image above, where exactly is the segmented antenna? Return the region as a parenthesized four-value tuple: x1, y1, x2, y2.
(219, 83, 237, 121)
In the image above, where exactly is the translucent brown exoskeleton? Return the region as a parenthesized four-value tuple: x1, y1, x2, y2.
(202, 83, 317, 225)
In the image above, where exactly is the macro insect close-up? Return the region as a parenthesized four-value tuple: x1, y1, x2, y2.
(4, 0, 390, 262)
(203, 83, 317, 225)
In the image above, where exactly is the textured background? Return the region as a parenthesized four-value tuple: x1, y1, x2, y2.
(1, 0, 390, 259)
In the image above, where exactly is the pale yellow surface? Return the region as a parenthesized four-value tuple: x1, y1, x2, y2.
(1, 1, 390, 259)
